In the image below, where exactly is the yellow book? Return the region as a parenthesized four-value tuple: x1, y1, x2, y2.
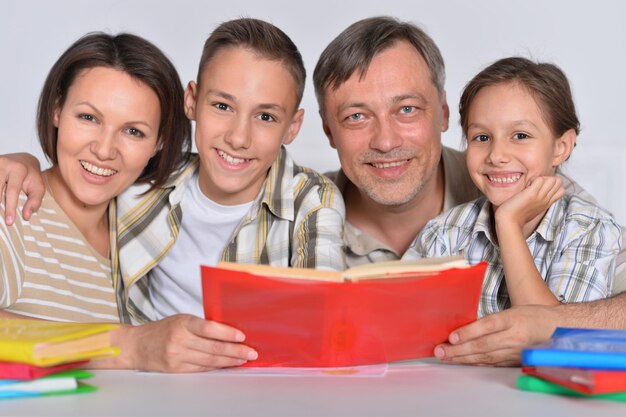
(0, 319, 120, 366)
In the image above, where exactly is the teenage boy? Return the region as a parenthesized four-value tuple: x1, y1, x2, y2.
(110, 18, 345, 370)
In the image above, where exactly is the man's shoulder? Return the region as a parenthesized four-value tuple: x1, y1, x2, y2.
(441, 146, 481, 209)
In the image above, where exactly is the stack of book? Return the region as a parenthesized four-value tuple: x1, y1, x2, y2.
(518, 327, 626, 402)
(0, 319, 119, 399)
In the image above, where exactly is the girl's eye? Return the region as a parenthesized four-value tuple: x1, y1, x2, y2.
(79, 114, 97, 122)
(126, 127, 145, 138)
(513, 132, 528, 140)
(473, 134, 489, 142)
(257, 113, 275, 122)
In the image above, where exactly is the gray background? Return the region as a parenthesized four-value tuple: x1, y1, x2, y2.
(2, 0, 624, 223)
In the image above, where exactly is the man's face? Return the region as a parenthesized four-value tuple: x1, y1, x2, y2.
(322, 40, 449, 207)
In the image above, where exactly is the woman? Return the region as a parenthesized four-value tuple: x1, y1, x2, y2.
(0, 32, 191, 321)
(0, 32, 261, 372)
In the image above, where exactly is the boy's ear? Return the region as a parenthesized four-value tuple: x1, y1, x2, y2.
(552, 129, 577, 167)
(184, 81, 198, 121)
(282, 108, 304, 146)
(320, 111, 337, 150)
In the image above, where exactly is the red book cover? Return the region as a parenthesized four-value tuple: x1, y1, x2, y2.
(523, 366, 626, 394)
(0, 360, 89, 381)
(201, 260, 485, 367)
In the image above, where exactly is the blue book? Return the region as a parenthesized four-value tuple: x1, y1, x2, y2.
(522, 327, 626, 369)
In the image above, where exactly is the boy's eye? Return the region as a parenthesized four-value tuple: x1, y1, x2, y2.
(513, 132, 528, 140)
(257, 113, 275, 122)
(79, 113, 97, 123)
(125, 127, 145, 138)
(214, 102, 230, 111)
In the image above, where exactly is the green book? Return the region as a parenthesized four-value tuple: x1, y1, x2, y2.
(517, 375, 626, 402)
(0, 369, 96, 400)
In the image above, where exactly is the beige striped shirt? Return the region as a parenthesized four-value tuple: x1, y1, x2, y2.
(0, 191, 119, 322)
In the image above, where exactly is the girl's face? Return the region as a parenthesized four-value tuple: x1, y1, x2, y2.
(52, 66, 160, 209)
(465, 81, 573, 209)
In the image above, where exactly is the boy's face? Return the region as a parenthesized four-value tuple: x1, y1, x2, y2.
(465, 81, 573, 208)
(185, 47, 304, 205)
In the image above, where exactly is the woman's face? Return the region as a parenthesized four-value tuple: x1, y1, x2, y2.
(52, 66, 161, 208)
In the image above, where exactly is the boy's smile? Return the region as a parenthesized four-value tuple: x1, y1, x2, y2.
(215, 148, 252, 168)
(185, 46, 304, 206)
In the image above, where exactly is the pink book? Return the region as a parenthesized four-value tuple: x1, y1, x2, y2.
(0, 360, 88, 380)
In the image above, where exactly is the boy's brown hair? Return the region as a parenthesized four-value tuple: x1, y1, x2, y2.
(197, 18, 306, 108)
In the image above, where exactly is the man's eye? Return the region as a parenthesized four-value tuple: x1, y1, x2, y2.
(400, 106, 416, 114)
(348, 113, 363, 121)
(513, 133, 528, 140)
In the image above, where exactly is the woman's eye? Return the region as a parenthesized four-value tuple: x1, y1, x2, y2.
(214, 103, 230, 111)
(79, 114, 96, 122)
(126, 127, 145, 138)
(257, 113, 275, 122)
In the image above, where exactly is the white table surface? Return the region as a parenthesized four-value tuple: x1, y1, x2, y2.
(3, 359, 626, 417)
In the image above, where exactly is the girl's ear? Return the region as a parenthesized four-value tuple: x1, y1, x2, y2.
(552, 129, 576, 167)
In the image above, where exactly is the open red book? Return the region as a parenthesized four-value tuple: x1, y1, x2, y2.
(201, 256, 486, 367)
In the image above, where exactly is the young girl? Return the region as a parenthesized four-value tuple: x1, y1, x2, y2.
(0, 33, 190, 317)
(408, 57, 622, 318)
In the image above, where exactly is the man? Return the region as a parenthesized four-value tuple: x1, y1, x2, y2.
(313, 16, 480, 266)
(312, 16, 626, 365)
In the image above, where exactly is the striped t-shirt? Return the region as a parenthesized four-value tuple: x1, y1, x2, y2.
(0, 191, 119, 322)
